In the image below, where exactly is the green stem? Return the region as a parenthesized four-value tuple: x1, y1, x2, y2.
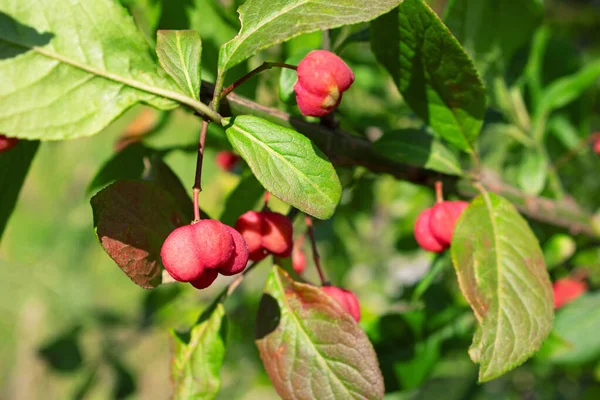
(221, 62, 297, 98)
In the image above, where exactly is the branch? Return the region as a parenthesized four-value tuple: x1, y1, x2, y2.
(200, 82, 599, 239)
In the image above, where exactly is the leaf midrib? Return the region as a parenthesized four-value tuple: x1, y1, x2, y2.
(175, 31, 198, 100)
(273, 270, 359, 399)
(479, 191, 504, 378)
(0, 34, 217, 120)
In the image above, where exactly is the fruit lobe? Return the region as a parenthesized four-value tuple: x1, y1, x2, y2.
(430, 201, 469, 246)
(321, 286, 361, 322)
(294, 50, 355, 117)
(190, 269, 219, 289)
(414, 208, 445, 253)
(553, 278, 587, 309)
(0, 135, 19, 152)
(235, 210, 293, 260)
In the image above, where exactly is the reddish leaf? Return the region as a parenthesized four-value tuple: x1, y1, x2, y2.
(91, 180, 187, 289)
(256, 266, 385, 400)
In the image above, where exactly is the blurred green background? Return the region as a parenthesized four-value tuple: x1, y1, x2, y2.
(1, 0, 600, 399)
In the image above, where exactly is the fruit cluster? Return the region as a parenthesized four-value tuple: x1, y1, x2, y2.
(414, 183, 468, 253)
(235, 210, 294, 261)
(161, 219, 249, 289)
(294, 50, 355, 117)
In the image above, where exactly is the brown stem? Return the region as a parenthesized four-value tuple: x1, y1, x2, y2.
(551, 133, 600, 172)
(263, 191, 271, 210)
(192, 119, 210, 222)
(220, 62, 298, 98)
(305, 215, 327, 285)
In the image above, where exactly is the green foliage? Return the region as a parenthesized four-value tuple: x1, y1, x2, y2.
(444, 0, 544, 74)
(371, 0, 486, 153)
(218, 0, 404, 71)
(451, 192, 554, 382)
(156, 30, 203, 100)
(171, 303, 227, 400)
(0, 0, 183, 140)
(1, 0, 600, 398)
(224, 115, 341, 219)
(256, 266, 385, 399)
(373, 129, 463, 176)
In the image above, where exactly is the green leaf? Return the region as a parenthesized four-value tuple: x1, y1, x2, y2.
(0, 1, 216, 141)
(256, 266, 385, 399)
(450, 192, 554, 382)
(219, 0, 404, 71)
(371, 0, 486, 152)
(540, 293, 600, 365)
(373, 129, 463, 176)
(444, 0, 543, 74)
(517, 148, 548, 196)
(539, 59, 600, 114)
(0, 139, 38, 241)
(156, 30, 202, 100)
(224, 116, 341, 220)
(172, 303, 227, 400)
(91, 180, 188, 289)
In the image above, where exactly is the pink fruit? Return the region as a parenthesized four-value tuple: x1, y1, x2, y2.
(216, 151, 240, 172)
(321, 286, 361, 322)
(190, 269, 219, 289)
(414, 208, 446, 252)
(235, 210, 294, 260)
(553, 278, 587, 309)
(262, 211, 293, 257)
(294, 50, 355, 117)
(161, 219, 249, 284)
(292, 236, 306, 275)
(0, 135, 19, 152)
(593, 136, 600, 155)
(218, 226, 250, 276)
(430, 201, 469, 246)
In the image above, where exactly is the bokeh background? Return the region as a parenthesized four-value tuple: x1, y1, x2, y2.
(1, 0, 600, 399)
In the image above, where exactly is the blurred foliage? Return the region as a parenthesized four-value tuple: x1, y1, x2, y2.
(0, 0, 599, 399)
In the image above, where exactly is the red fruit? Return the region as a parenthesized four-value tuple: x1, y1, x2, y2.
(321, 286, 361, 322)
(0, 135, 19, 152)
(216, 151, 240, 172)
(262, 211, 293, 257)
(161, 219, 249, 283)
(294, 50, 355, 117)
(593, 136, 600, 155)
(414, 208, 446, 252)
(430, 201, 469, 246)
(235, 210, 294, 260)
(190, 269, 219, 289)
(553, 278, 587, 309)
(235, 211, 264, 255)
(292, 236, 306, 275)
(218, 226, 250, 276)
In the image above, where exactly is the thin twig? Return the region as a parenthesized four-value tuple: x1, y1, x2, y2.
(192, 119, 210, 222)
(305, 215, 327, 285)
(221, 62, 297, 98)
